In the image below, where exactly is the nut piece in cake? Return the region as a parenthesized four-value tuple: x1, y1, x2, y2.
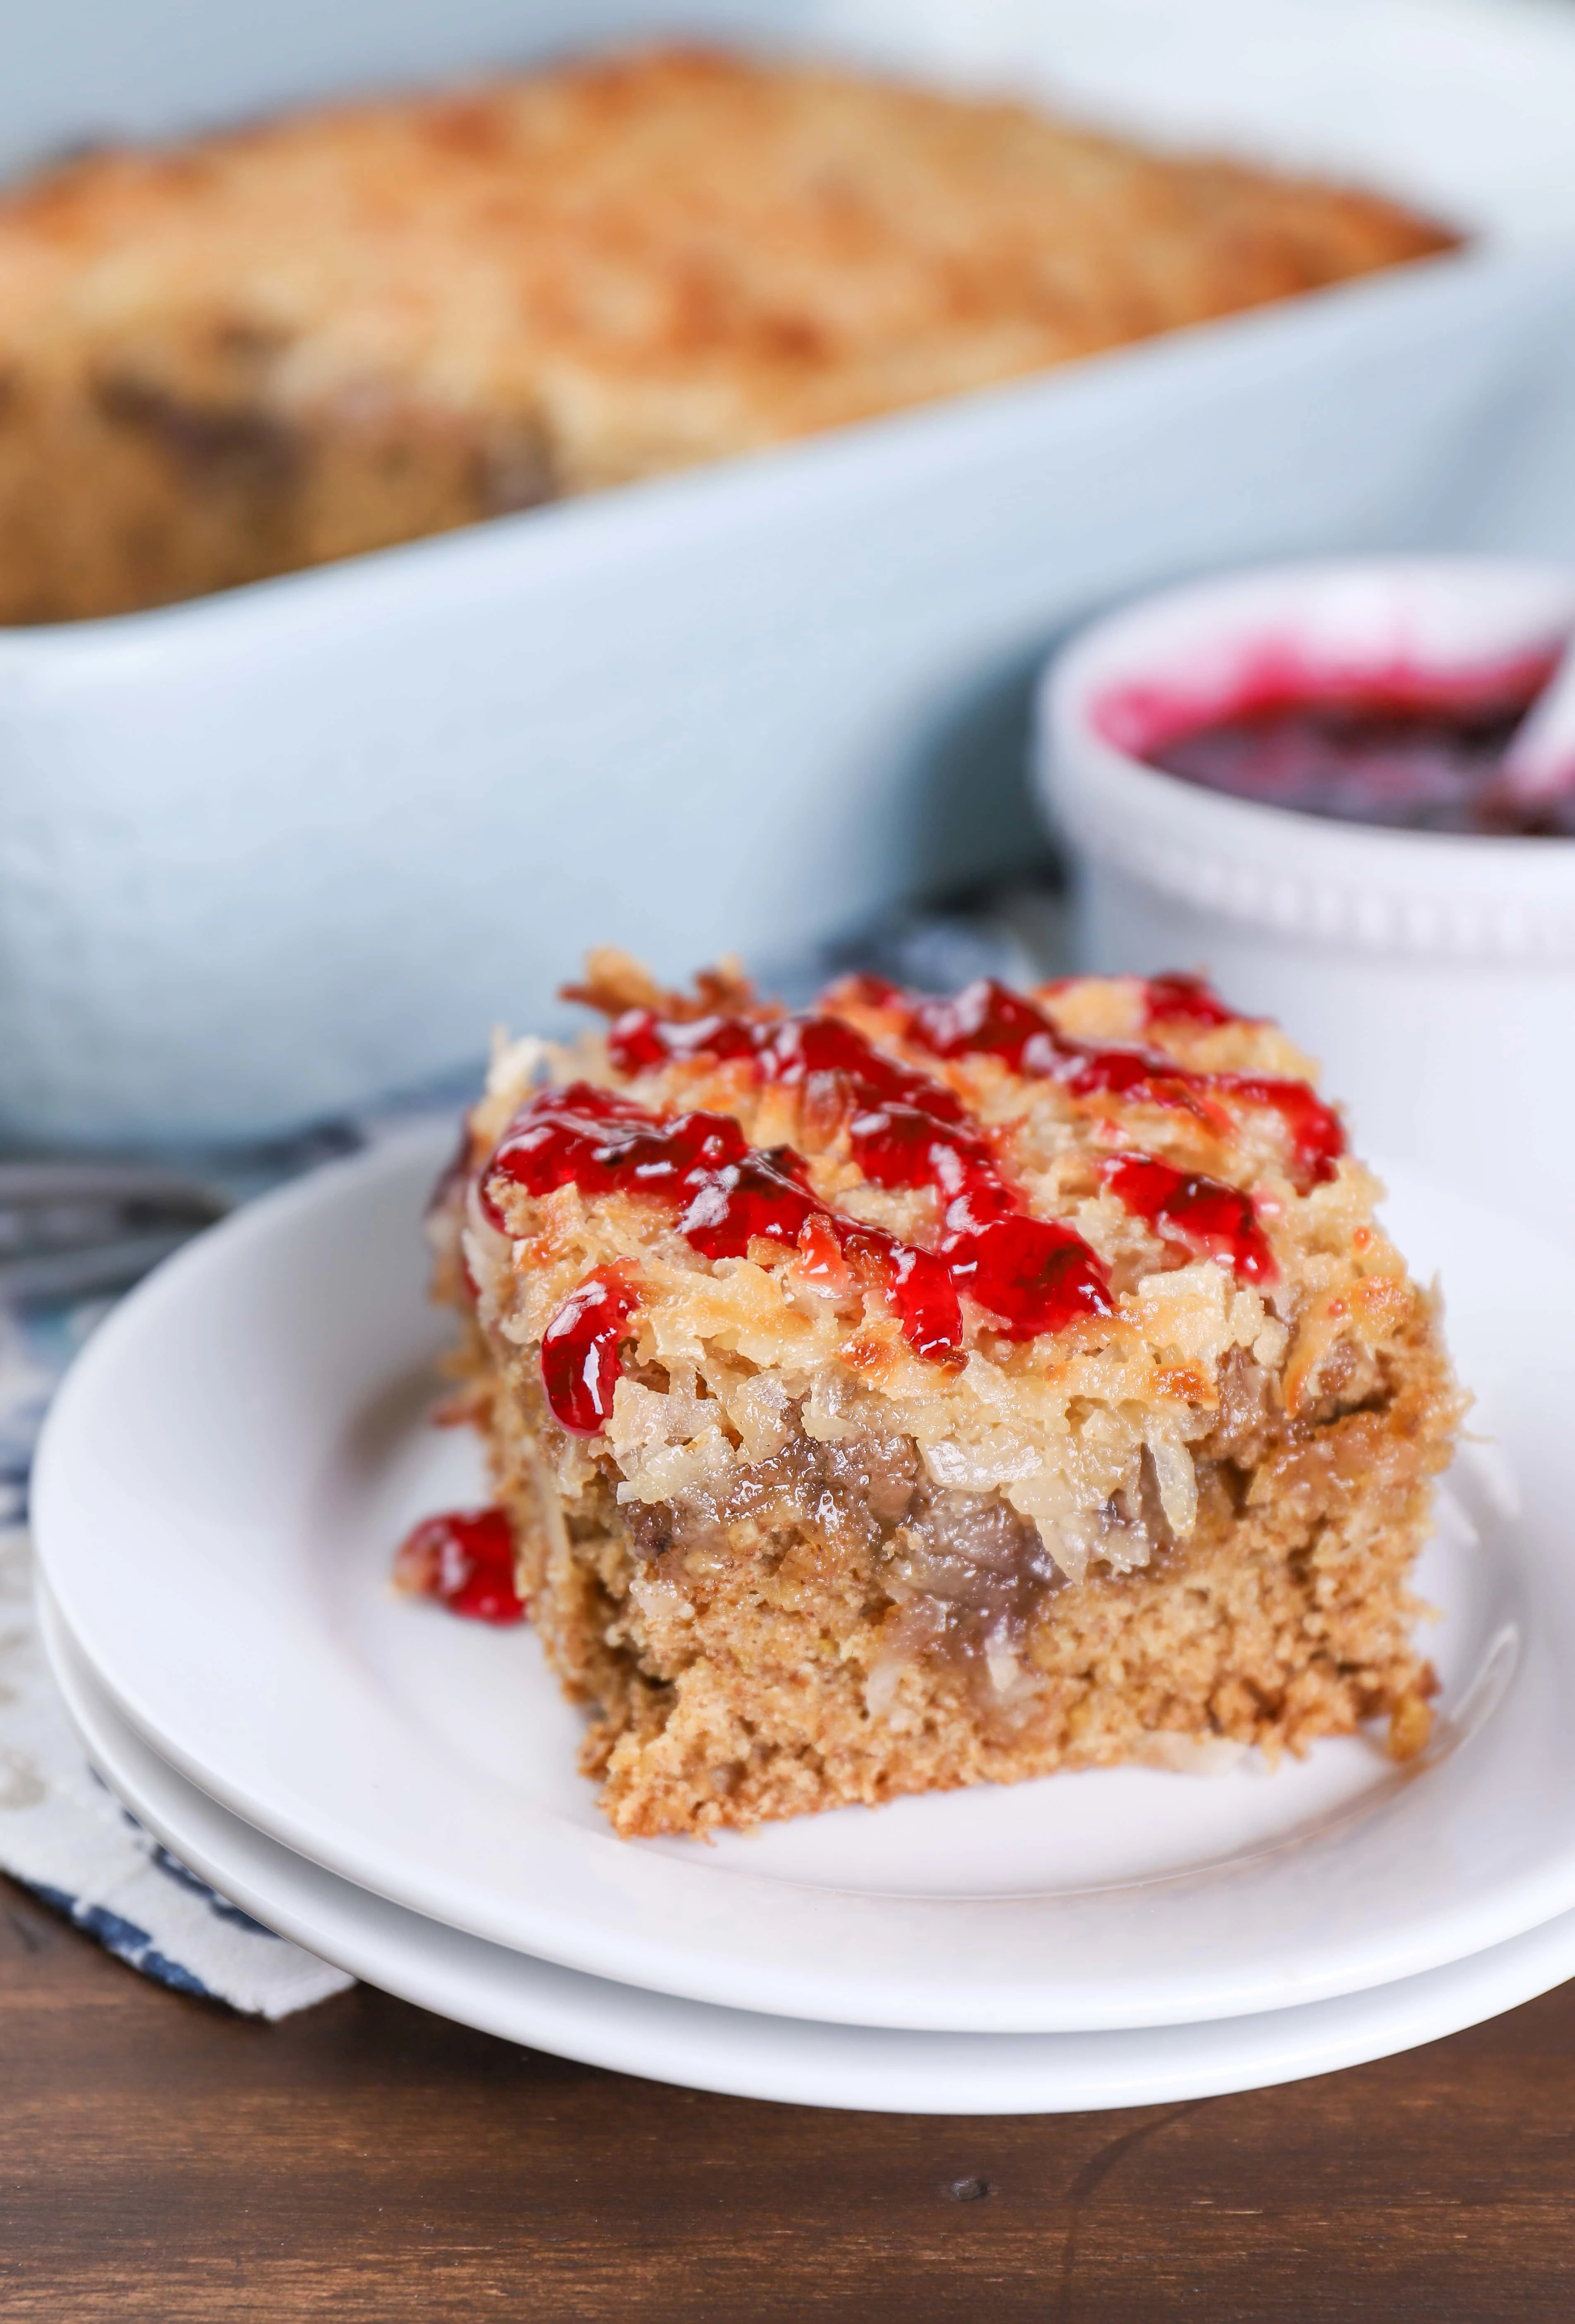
(429, 951, 1463, 1838)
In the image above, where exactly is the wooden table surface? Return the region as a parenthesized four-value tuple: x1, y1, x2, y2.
(4, 1874, 1573, 2319)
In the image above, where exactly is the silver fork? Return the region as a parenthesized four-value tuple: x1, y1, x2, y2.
(0, 1162, 230, 1302)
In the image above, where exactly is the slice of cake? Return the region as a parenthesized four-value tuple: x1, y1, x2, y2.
(430, 951, 1462, 1838)
(0, 46, 1454, 622)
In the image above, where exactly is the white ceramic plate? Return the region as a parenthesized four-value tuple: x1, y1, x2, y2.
(31, 1128, 1570, 2034)
(40, 1581, 1575, 2116)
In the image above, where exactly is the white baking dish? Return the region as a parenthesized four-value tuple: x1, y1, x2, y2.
(6, 0, 1575, 1148)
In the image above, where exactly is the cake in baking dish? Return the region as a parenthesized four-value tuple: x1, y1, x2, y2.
(429, 950, 1462, 1838)
(0, 46, 1455, 623)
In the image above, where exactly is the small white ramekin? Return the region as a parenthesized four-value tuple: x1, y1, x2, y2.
(1036, 557, 1575, 1238)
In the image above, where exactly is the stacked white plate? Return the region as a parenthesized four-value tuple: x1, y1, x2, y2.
(31, 1130, 1575, 2113)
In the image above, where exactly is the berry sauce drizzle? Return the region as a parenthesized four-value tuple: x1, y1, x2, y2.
(541, 1265, 640, 1435)
(393, 1507, 525, 1625)
(483, 1083, 963, 1430)
(1141, 972, 1238, 1029)
(1100, 1155, 1274, 1280)
(900, 978, 1342, 1193)
(608, 1006, 1114, 1345)
(480, 971, 1326, 1437)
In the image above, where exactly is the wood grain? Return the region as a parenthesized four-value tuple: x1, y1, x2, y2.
(4, 1873, 1573, 2322)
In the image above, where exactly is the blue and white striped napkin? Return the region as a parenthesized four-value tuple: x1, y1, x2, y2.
(0, 1301, 354, 2017)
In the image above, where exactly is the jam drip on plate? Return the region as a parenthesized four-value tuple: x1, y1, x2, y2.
(608, 1007, 1114, 1342)
(393, 1507, 526, 1624)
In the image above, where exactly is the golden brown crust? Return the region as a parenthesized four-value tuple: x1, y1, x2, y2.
(0, 46, 1457, 621)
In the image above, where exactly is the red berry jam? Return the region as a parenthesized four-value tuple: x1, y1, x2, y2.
(1101, 1154, 1275, 1282)
(486, 1085, 822, 1265)
(902, 978, 1343, 1192)
(541, 1265, 641, 1435)
(944, 1212, 1115, 1337)
(843, 1100, 1110, 1337)
(846, 1231, 963, 1362)
(393, 1507, 525, 1625)
(475, 968, 1330, 1435)
(484, 1081, 969, 1427)
(1141, 972, 1238, 1029)
(1208, 1073, 1346, 1190)
(604, 1004, 1115, 1342)
(607, 1009, 761, 1074)
(610, 1006, 968, 1124)
(1109, 652, 1566, 836)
